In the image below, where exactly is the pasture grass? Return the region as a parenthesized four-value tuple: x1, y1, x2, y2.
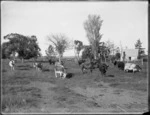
(1, 59, 148, 113)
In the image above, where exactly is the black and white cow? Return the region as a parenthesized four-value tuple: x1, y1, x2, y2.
(33, 62, 43, 71)
(54, 61, 67, 79)
(9, 60, 15, 70)
(124, 63, 142, 73)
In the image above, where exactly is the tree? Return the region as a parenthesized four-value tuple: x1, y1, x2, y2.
(82, 45, 94, 60)
(74, 40, 83, 61)
(3, 33, 41, 61)
(115, 52, 121, 60)
(2, 42, 12, 59)
(47, 34, 70, 62)
(84, 14, 103, 59)
(135, 39, 145, 59)
(105, 40, 115, 55)
(98, 42, 110, 62)
(45, 45, 56, 59)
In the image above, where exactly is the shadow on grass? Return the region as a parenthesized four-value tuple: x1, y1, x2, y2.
(106, 74, 115, 77)
(17, 68, 31, 70)
(66, 73, 74, 79)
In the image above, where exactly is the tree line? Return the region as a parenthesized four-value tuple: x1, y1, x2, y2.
(2, 14, 145, 62)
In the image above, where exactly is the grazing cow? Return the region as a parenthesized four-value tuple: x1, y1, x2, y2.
(9, 60, 15, 70)
(81, 61, 94, 73)
(33, 62, 43, 71)
(124, 63, 142, 73)
(115, 61, 125, 70)
(78, 59, 86, 66)
(54, 61, 67, 79)
(48, 59, 56, 65)
(98, 63, 109, 76)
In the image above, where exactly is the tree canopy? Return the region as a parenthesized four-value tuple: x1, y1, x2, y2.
(74, 40, 83, 60)
(47, 33, 70, 62)
(2, 33, 41, 60)
(135, 39, 145, 58)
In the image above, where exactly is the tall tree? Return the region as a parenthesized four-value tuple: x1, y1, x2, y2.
(135, 39, 145, 59)
(74, 40, 83, 61)
(47, 34, 70, 62)
(84, 14, 103, 59)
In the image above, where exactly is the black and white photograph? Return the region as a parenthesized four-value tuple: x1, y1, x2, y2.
(1, 0, 148, 114)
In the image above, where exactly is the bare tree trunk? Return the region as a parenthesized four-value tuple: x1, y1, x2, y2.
(77, 53, 80, 61)
(58, 55, 61, 63)
(104, 54, 106, 63)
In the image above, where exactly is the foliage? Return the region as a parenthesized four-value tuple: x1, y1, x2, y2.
(47, 34, 70, 62)
(135, 39, 142, 49)
(2, 42, 12, 59)
(105, 40, 116, 55)
(82, 45, 94, 60)
(74, 40, 83, 60)
(84, 14, 103, 59)
(45, 45, 56, 59)
(115, 52, 121, 60)
(135, 39, 145, 59)
(2, 33, 41, 60)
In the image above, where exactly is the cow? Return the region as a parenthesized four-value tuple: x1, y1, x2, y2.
(33, 62, 43, 71)
(9, 60, 15, 70)
(98, 63, 109, 76)
(81, 61, 95, 73)
(114, 61, 125, 70)
(78, 59, 86, 66)
(124, 63, 142, 73)
(117, 61, 125, 70)
(54, 61, 67, 79)
(48, 59, 56, 65)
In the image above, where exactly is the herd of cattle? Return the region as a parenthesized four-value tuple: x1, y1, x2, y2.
(8, 57, 142, 79)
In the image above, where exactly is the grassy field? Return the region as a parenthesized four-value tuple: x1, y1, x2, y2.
(1, 58, 148, 113)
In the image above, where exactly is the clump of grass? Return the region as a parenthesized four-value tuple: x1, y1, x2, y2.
(2, 94, 27, 112)
(2, 86, 42, 113)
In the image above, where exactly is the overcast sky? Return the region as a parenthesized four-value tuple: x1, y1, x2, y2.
(1, 1, 148, 56)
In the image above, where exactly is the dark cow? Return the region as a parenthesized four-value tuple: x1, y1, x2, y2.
(78, 59, 86, 66)
(117, 61, 125, 70)
(48, 59, 56, 65)
(98, 63, 109, 76)
(113, 60, 125, 70)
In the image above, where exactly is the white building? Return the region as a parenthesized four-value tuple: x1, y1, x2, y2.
(120, 49, 139, 61)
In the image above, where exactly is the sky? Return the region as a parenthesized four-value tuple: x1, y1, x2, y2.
(1, 1, 148, 56)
